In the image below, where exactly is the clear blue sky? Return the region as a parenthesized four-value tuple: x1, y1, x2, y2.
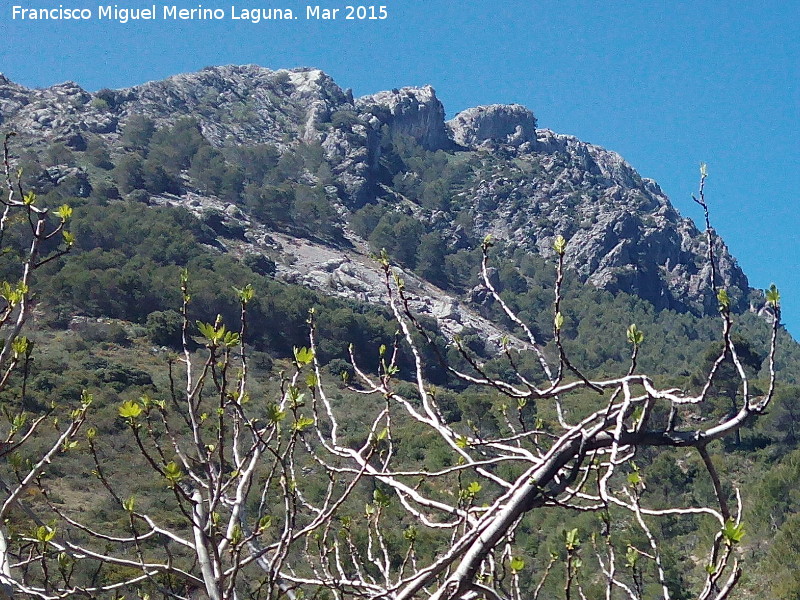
(2, 1, 799, 333)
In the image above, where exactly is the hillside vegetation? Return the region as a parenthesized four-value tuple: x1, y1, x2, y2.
(0, 66, 798, 598)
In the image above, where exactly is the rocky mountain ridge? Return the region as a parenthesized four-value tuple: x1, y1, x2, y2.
(0, 65, 753, 327)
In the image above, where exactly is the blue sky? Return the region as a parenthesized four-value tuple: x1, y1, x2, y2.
(2, 0, 799, 332)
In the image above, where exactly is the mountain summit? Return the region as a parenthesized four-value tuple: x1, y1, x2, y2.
(0, 65, 752, 320)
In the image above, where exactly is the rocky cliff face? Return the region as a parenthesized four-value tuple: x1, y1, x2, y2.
(447, 104, 537, 148)
(0, 65, 752, 319)
(465, 129, 749, 313)
(357, 86, 451, 151)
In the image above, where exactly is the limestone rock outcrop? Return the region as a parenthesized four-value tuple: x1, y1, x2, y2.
(447, 104, 537, 148)
(0, 66, 753, 319)
(356, 86, 451, 151)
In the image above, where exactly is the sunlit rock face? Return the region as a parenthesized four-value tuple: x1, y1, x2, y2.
(0, 66, 751, 318)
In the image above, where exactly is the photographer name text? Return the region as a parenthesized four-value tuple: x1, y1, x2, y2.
(11, 4, 388, 23)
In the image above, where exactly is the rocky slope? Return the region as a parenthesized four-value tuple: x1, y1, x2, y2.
(0, 65, 753, 325)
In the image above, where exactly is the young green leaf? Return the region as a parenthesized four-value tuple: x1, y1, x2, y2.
(233, 283, 255, 303)
(3, 282, 27, 306)
(293, 416, 314, 431)
(221, 330, 240, 348)
(11, 336, 30, 358)
(230, 524, 243, 546)
(197, 321, 222, 345)
(722, 518, 745, 545)
(717, 288, 730, 311)
(373, 488, 391, 507)
(305, 373, 318, 389)
(293, 346, 314, 366)
(509, 556, 525, 573)
(626, 546, 638, 568)
(61, 440, 79, 452)
(766, 283, 781, 308)
(553, 235, 567, 256)
(118, 400, 143, 419)
(56, 204, 73, 221)
(403, 525, 417, 541)
(626, 324, 644, 345)
(35, 525, 56, 544)
(163, 461, 183, 486)
(11, 413, 27, 434)
(289, 392, 305, 409)
(565, 528, 580, 550)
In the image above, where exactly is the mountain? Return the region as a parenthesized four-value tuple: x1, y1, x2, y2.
(0, 65, 757, 338)
(6, 66, 800, 600)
